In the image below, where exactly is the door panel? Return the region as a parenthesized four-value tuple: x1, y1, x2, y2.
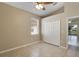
(42, 20, 60, 46)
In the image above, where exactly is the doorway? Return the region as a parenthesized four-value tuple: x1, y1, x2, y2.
(42, 16, 60, 46)
(68, 17, 79, 47)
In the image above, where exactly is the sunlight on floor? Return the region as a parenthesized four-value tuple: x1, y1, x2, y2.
(68, 35, 79, 47)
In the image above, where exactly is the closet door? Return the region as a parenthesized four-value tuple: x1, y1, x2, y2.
(42, 19, 60, 46)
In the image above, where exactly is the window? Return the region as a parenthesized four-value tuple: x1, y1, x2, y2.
(31, 26, 38, 35)
(72, 25, 78, 29)
(31, 18, 39, 35)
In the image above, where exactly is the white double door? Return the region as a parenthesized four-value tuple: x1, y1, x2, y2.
(42, 20, 60, 46)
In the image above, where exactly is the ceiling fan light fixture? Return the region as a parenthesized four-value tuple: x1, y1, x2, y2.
(35, 4, 44, 10)
(35, 2, 56, 10)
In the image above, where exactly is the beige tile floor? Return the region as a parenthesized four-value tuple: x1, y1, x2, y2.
(0, 41, 79, 57)
(68, 35, 79, 47)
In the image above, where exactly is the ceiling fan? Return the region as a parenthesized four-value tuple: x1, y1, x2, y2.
(34, 2, 57, 10)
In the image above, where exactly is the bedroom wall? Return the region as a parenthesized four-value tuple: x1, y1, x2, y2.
(0, 3, 40, 51)
(65, 2, 79, 17)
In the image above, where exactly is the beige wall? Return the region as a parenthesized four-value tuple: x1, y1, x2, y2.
(0, 3, 40, 51)
(60, 13, 68, 47)
(65, 2, 79, 17)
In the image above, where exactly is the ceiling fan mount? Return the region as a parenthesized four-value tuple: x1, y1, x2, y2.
(35, 2, 57, 10)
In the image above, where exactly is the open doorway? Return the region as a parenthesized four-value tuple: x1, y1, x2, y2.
(68, 16, 79, 47)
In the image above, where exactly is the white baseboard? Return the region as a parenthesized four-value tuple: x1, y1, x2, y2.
(60, 46, 68, 50)
(0, 41, 40, 54)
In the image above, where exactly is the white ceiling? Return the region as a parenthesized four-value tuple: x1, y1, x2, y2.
(4, 2, 64, 17)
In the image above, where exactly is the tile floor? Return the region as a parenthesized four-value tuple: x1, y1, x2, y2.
(0, 41, 79, 57)
(68, 35, 79, 47)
